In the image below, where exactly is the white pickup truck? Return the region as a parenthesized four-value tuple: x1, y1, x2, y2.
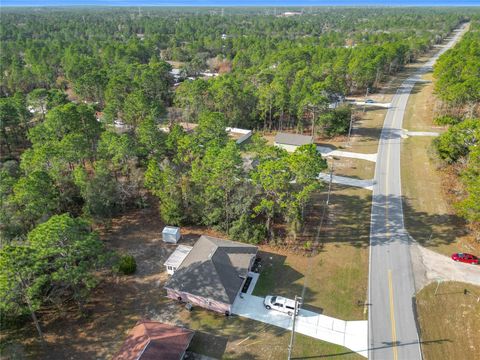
(264, 295, 299, 316)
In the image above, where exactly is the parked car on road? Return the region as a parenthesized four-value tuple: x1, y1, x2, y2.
(264, 295, 298, 316)
(365, 99, 375, 103)
(451, 253, 479, 265)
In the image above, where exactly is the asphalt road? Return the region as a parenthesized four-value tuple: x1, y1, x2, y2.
(368, 25, 468, 360)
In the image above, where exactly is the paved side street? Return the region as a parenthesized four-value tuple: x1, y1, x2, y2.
(412, 244, 480, 289)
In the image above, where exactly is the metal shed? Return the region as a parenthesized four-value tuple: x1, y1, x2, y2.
(162, 226, 181, 244)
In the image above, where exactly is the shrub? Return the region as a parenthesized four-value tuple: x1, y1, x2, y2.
(434, 115, 461, 126)
(117, 254, 136, 275)
(303, 241, 313, 251)
(433, 118, 480, 163)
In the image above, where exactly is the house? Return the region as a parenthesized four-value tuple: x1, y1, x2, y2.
(274, 132, 313, 152)
(164, 245, 193, 275)
(164, 235, 258, 315)
(113, 320, 194, 360)
(225, 127, 253, 144)
(280, 11, 302, 17)
(163, 226, 181, 244)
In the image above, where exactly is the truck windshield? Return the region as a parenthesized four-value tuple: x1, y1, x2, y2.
(270, 296, 277, 303)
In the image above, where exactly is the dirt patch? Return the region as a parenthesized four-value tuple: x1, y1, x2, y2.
(412, 244, 480, 290)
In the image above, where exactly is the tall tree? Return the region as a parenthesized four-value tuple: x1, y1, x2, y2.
(0, 245, 47, 339)
(28, 214, 105, 314)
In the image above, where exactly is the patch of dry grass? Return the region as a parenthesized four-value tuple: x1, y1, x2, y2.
(403, 74, 445, 132)
(401, 71, 478, 256)
(416, 282, 480, 360)
(329, 157, 375, 180)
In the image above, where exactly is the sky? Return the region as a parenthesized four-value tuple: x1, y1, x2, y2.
(2, 0, 480, 6)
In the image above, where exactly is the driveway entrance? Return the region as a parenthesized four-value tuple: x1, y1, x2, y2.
(232, 294, 368, 358)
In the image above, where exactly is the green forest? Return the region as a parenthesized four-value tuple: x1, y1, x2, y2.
(0, 7, 479, 339)
(433, 22, 480, 237)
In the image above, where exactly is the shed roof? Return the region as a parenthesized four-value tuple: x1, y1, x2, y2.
(274, 132, 313, 146)
(163, 226, 180, 235)
(164, 236, 257, 305)
(113, 320, 194, 360)
(164, 245, 193, 268)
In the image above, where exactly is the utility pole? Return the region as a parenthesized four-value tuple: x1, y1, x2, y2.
(287, 296, 302, 360)
(326, 160, 334, 206)
(363, 87, 369, 113)
(346, 112, 355, 147)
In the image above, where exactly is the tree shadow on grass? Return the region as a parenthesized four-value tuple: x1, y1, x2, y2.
(303, 185, 467, 251)
(252, 251, 310, 301)
(300, 185, 372, 250)
(375, 75, 429, 95)
(402, 195, 469, 250)
(290, 338, 451, 359)
(188, 330, 228, 359)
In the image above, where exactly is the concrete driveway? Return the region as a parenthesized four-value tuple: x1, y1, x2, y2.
(232, 294, 368, 358)
(317, 145, 378, 163)
(317, 173, 374, 191)
(351, 101, 392, 108)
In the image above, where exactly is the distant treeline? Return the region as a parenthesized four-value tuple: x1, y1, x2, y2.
(0, 7, 474, 132)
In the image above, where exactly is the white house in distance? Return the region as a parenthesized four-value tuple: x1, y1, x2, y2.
(162, 226, 181, 244)
(274, 132, 313, 152)
(164, 245, 193, 275)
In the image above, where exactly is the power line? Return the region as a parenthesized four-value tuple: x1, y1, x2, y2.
(300, 158, 334, 309)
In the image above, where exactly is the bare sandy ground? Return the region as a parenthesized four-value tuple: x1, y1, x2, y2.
(411, 243, 480, 291)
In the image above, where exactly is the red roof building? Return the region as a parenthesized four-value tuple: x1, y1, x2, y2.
(114, 320, 194, 360)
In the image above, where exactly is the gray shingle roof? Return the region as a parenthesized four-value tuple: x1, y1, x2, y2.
(164, 236, 257, 305)
(274, 132, 313, 146)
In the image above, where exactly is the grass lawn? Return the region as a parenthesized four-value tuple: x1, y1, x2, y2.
(416, 282, 480, 360)
(330, 157, 375, 180)
(182, 307, 363, 359)
(254, 185, 371, 320)
(401, 73, 479, 256)
(403, 74, 440, 131)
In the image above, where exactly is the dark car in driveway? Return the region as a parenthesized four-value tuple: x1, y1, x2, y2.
(451, 253, 479, 265)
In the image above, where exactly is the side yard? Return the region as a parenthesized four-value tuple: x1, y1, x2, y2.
(254, 185, 371, 321)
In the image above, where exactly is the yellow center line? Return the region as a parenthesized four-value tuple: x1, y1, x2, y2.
(385, 140, 398, 360)
(388, 270, 399, 360)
